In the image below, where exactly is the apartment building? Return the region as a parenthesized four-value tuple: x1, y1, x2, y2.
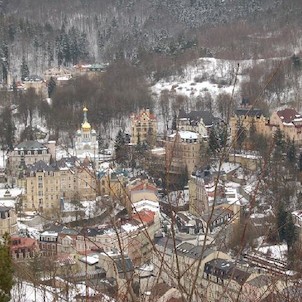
(130, 108, 157, 145)
(39, 230, 59, 257)
(165, 130, 201, 176)
(24, 160, 61, 212)
(8, 140, 52, 176)
(98, 169, 127, 201)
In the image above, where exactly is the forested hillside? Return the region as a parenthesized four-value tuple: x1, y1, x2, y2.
(1, 0, 302, 78)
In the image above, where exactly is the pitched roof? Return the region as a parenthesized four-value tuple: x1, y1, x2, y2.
(27, 160, 56, 172)
(132, 210, 155, 225)
(277, 108, 300, 123)
(205, 258, 250, 285)
(114, 256, 134, 273)
(178, 109, 215, 126)
(130, 181, 157, 192)
(235, 108, 264, 117)
(15, 140, 47, 151)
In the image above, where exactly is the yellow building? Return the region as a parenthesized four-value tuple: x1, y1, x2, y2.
(130, 108, 157, 145)
(8, 140, 52, 177)
(230, 108, 269, 144)
(98, 170, 127, 202)
(165, 130, 201, 176)
(24, 160, 61, 212)
(76, 165, 97, 200)
(268, 108, 302, 145)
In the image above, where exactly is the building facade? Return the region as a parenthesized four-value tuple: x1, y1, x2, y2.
(178, 109, 215, 139)
(189, 175, 209, 216)
(130, 108, 157, 145)
(230, 108, 269, 144)
(165, 131, 201, 176)
(268, 108, 302, 144)
(24, 160, 61, 212)
(8, 140, 52, 176)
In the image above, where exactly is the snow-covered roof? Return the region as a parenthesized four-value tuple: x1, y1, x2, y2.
(169, 131, 198, 140)
(132, 199, 160, 213)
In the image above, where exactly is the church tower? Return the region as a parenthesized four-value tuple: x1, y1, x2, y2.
(75, 107, 98, 164)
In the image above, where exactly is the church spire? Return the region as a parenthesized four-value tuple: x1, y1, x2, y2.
(81, 107, 91, 131)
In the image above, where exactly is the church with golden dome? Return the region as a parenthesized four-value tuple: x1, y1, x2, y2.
(75, 107, 98, 162)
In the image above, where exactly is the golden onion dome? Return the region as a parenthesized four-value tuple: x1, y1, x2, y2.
(82, 121, 91, 131)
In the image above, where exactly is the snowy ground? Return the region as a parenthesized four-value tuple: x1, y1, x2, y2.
(258, 244, 288, 261)
(151, 58, 246, 100)
(10, 279, 108, 302)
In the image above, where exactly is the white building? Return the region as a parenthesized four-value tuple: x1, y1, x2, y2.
(74, 107, 98, 166)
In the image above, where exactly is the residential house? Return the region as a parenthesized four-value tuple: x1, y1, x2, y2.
(43, 66, 72, 82)
(130, 108, 157, 146)
(98, 169, 127, 202)
(39, 230, 59, 257)
(98, 251, 135, 300)
(57, 156, 97, 201)
(22, 75, 46, 95)
(10, 236, 39, 260)
(268, 108, 302, 145)
(189, 173, 209, 216)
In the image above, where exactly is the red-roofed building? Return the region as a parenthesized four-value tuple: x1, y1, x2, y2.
(127, 209, 160, 265)
(132, 210, 155, 226)
(269, 108, 302, 144)
(126, 179, 158, 211)
(10, 236, 39, 260)
(130, 108, 157, 146)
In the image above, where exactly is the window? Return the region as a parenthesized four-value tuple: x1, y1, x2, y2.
(38, 176, 42, 181)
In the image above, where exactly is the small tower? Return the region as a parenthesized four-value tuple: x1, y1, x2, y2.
(74, 107, 98, 167)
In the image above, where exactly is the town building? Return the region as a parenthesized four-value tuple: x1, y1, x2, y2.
(268, 108, 302, 144)
(39, 230, 59, 257)
(165, 130, 201, 176)
(153, 237, 231, 299)
(98, 168, 127, 202)
(178, 109, 215, 139)
(57, 156, 97, 201)
(8, 140, 52, 177)
(43, 66, 72, 82)
(10, 236, 39, 260)
(230, 107, 269, 145)
(189, 174, 209, 216)
(75, 107, 99, 166)
(130, 108, 157, 145)
(0, 206, 17, 236)
(23, 160, 61, 213)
